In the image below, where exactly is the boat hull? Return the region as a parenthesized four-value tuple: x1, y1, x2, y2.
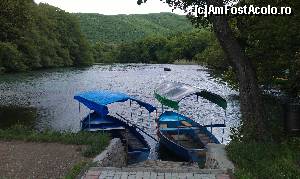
(158, 130, 191, 161)
(81, 112, 150, 163)
(157, 111, 220, 162)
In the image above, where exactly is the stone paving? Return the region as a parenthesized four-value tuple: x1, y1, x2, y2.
(82, 160, 231, 179)
(127, 160, 200, 171)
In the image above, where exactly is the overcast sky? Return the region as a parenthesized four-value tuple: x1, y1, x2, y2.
(34, 0, 185, 15)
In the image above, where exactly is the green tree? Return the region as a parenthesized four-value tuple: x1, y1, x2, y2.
(0, 42, 26, 72)
(235, 0, 300, 97)
(0, 0, 94, 72)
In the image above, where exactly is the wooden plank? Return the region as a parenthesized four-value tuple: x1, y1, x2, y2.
(160, 124, 168, 128)
(181, 121, 192, 127)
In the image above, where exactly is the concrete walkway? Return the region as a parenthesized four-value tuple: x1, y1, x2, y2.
(82, 160, 231, 179)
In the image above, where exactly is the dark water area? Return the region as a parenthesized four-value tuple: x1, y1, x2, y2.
(0, 64, 240, 160)
(0, 106, 37, 129)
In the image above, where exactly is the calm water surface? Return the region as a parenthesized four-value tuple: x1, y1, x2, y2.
(0, 64, 240, 159)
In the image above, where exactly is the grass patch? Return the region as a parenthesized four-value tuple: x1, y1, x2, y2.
(226, 138, 300, 179)
(226, 96, 300, 178)
(63, 161, 98, 179)
(64, 161, 89, 179)
(0, 125, 110, 157)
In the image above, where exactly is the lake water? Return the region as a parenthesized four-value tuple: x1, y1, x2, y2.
(0, 64, 240, 159)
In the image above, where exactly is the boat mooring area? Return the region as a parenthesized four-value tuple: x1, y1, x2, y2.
(81, 139, 234, 179)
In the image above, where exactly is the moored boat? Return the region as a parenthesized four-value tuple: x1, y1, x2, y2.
(74, 90, 156, 163)
(154, 81, 227, 162)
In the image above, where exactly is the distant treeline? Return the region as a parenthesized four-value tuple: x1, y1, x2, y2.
(93, 30, 227, 66)
(0, 0, 93, 73)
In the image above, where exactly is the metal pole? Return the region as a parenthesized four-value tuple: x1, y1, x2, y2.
(177, 110, 179, 142)
(148, 112, 151, 128)
(88, 111, 91, 130)
(222, 110, 227, 144)
(222, 129, 224, 143)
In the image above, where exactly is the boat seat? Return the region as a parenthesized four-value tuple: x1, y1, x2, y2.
(160, 127, 199, 132)
(160, 124, 168, 128)
(181, 121, 192, 127)
(171, 134, 189, 141)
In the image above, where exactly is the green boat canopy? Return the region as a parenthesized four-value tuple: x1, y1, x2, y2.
(154, 82, 227, 110)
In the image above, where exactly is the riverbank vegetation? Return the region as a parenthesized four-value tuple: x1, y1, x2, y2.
(0, 0, 93, 73)
(92, 30, 223, 64)
(227, 138, 300, 178)
(0, 125, 110, 157)
(227, 95, 300, 178)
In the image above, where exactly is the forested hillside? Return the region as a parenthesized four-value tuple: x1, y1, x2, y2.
(75, 13, 195, 44)
(92, 30, 225, 65)
(0, 0, 93, 73)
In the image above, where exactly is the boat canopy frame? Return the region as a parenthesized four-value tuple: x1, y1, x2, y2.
(154, 81, 227, 111)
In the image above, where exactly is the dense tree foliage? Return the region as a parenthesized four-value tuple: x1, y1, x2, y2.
(92, 30, 222, 64)
(75, 13, 196, 44)
(235, 0, 300, 97)
(192, 0, 300, 96)
(0, 0, 93, 73)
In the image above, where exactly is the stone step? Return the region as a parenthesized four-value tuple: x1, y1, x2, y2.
(128, 160, 200, 170)
(82, 168, 228, 179)
(87, 166, 228, 174)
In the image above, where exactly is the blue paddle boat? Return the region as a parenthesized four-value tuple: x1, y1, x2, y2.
(154, 82, 227, 162)
(74, 90, 156, 163)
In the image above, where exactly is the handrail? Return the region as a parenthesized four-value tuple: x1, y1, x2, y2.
(116, 113, 158, 142)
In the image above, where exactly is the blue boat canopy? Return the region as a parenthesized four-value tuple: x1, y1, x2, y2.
(74, 90, 156, 116)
